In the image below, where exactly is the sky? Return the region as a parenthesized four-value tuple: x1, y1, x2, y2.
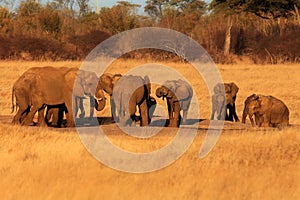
(2, 0, 211, 14)
(91, 0, 212, 14)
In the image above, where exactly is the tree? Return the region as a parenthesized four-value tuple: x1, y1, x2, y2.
(99, 2, 141, 35)
(39, 5, 62, 37)
(76, 0, 90, 18)
(0, 6, 13, 34)
(210, 0, 300, 55)
(16, 0, 42, 34)
(144, 0, 168, 18)
(145, 0, 206, 18)
(211, 0, 300, 20)
(145, 0, 206, 34)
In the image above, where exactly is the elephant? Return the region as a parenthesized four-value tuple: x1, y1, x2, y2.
(99, 73, 122, 120)
(210, 82, 239, 122)
(242, 94, 289, 128)
(156, 79, 193, 127)
(112, 75, 154, 126)
(11, 66, 106, 127)
(210, 90, 226, 120)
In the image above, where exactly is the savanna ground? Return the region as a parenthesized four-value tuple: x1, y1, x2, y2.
(0, 60, 299, 199)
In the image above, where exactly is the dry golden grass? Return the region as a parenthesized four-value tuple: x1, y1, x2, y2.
(0, 60, 299, 200)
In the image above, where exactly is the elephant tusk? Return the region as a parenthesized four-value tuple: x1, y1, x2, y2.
(94, 95, 104, 101)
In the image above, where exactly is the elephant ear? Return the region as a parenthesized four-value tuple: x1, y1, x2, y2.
(214, 83, 225, 94)
(112, 74, 122, 86)
(100, 73, 113, 95)
(65, 69, 85, 97)
(174, 84, 190, 101)
(229, 82, 239, 96)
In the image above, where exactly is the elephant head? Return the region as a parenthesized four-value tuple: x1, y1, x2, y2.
(100, 73, 122, 96)
(242, 94, 261, 126)
(213, 83, 225, 95)
(94, 83, 106, 111)
(224, 82, 239, 106)
(155, 79, 193, 127)
(65, 69, 106, 112)
(155, 85, 173, 100)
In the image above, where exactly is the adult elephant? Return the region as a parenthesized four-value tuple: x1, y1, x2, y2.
(242, 94, 289, 128)
(12, 67, 106, 127)
(112, 75, 153, 126)
(99, 73, 122, 119)
(156, 79, 193, 127)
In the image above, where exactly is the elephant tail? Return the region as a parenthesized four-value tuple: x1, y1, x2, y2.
(119, 92, 123, 118)
(11, 88, 16, 113)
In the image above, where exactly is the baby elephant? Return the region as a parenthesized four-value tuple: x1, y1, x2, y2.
(156, 79, 193, 127)
(242, 94, 289, 128)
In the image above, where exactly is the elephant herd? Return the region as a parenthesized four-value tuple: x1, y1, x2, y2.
(211, 82, 290, 129)
(11, 66, 290, 129)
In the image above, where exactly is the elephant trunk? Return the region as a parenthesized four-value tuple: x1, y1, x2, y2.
(11, 88, 15, 113)
(156, 87, 167, 100)
(242, 104, 248, 124)
(94, 96, 106, 111)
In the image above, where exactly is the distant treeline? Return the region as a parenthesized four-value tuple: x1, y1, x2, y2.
(0, 0, 299, 63)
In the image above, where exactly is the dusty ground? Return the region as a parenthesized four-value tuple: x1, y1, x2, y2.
(0, 61, 299, 199)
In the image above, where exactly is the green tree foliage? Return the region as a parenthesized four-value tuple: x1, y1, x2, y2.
(16, 0, 42, 34)
(39, 5, 62, 36)
(145, 0, 206, 33)
(210, 0, 300, 19)
(99, 2, 141, 35)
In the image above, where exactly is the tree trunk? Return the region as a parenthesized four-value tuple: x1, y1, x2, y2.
(294, 4, 300, 25)
(224, 16, 232, 56)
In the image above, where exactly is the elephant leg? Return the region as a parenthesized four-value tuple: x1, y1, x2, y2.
(45, 107, 52, 125)
(182, 110, 188, 125)
(232, 103, 240, 122)
(128, 100, 137, 126)
(210, 111, 215, 120)
(110, 98, 116, 120)
(170, 102, 180, 127)
(19, 107, 30, 124)
(147, 97, 156, 123)
(64, 98, 75, 127)
(139, 100, 149, 126)
(89, 96, 94, 118)
(220, 105, 226, 120)
(56, 105, 65, 128)
(166, 99, 173, 126)
(78, 98, 85, 118)
(226, 104, 234, 121)
(249, 114, 256, 127)
(22, 104, 41, 126)
(211, 96, 216, 120)
(12, 105, 30, 124)
(50, 108, 60, 127)
(37, 106, 47, 127)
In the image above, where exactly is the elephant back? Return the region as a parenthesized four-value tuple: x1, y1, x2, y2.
(268, 96, 289, 125)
